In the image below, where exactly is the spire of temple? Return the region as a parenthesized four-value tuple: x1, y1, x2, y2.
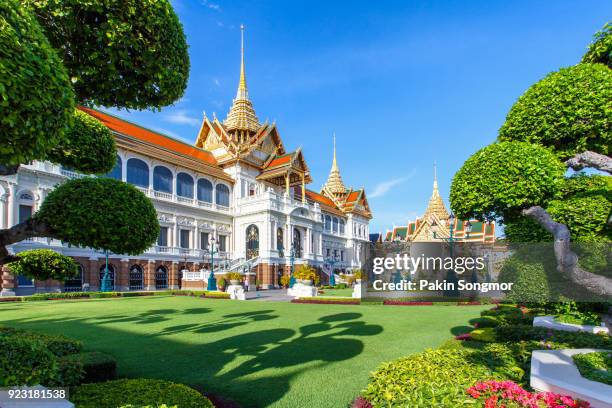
(323, 134, 346, 196)
(224, 24, 260, 135)
(423, 162, 449, 220)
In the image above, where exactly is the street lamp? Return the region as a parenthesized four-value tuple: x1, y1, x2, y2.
(325, 254, 338, 287)
(206, 237, 218, 291)
(100, 250, 112, 292)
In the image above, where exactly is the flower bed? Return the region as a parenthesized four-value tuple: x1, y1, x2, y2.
(467, 380, 590, 407)
(292, 297, 359, 305)
(382, 299, 484, 306)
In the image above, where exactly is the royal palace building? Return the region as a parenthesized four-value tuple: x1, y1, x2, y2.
(0, 30, 372, 295)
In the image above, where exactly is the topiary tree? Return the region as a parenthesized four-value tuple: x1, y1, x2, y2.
(7, 249, 78, 282)
(582, 22, 611, 68)
(451, 25, 612, 297)
(0, 0, 190, 273)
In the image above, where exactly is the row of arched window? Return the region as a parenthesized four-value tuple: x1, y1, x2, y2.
(63, 264, 169, 291)
(322, 214, 345, 234)
(105, 156, 230, 207)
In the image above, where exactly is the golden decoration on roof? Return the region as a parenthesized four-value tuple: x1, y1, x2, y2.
(322, 135, 347, 196)
(224, 25, 261, 135)
(423, 162, 450, 221)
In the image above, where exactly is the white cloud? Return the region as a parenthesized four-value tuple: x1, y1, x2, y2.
(164, 110, 200, 127)
(369, 171, 414, 198)
(213, 77, 221, 87)
(200, 0, 220, 11)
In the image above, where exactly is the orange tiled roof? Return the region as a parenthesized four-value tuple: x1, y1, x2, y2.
(345, 191, 360, 202)
(80, 107, 219, 166)
(265, 154, 292, 169)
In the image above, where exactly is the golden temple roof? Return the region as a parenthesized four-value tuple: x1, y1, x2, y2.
(224, 25, 261, 134)
(322, 135, 347, 195)
(423, 163, 449, 221)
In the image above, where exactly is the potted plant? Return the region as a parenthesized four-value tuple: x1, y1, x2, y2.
(294, 264, 317, 286)
(217, 276, 226, 291)
(280, 274, 291, 288)
(353, 269, 363, 284)
(227, 272, 242, 286)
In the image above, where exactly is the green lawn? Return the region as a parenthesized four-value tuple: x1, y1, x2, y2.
(0, 296, 486, 407)
(317, 287, 353, 297)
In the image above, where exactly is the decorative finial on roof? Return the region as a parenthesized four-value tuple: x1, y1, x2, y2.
(223, 24, 260, 134)
(322, 133, 346, 196)
(423, 161, 449, 221)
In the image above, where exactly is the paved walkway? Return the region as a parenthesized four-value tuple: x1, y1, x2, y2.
(244, 289, 293, 302)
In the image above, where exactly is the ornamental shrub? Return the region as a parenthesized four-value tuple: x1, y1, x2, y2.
(8, 249, 78, 282)
(582, 22, 612, 68)
(46, 109, 116, 175)
(25, 0, 190, 109)
(70, 378, 214, 408)
(0, 327, 82, 356)
(35, 178, 159, 255)
(498, 254, 552, 304)
(0, 0, 74, 167)
(498, 64, 612, 159)
(494, 325, 612, 349)
(573, 351, 612, 386)
(61, 352, 116, 383)
(0, 335, 58, 386)
(466, 380, 590, 407)
(469, 316, 501, 328)
(226, 272, 242, 282)
(450, 141, 565, 221)
(470, 328, 497, 343)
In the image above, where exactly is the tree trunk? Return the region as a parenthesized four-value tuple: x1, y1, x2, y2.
(522, 206, 612, 297)
(0, 218, 53, 264)
(565, 151, 612, 174)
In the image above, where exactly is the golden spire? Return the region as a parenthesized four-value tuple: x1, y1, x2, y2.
(323, 134, 346, 196)
(423, 161, 449, 220)
(224, 24, 260, 134)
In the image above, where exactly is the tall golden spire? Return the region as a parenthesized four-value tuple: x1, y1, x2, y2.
(423, 162, 449, 220)
(323, 134, 347, 196)
(224, 24, 260, 135)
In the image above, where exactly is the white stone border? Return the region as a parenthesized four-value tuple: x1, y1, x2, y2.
(531, 349, 612, 408)
(533, 315, 609, 335)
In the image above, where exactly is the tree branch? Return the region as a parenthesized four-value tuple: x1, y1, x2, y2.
(522, 206, 612, 297)
(0, 164, 19, 176)
(565, 151, 612, 174)
(0, 218, 54, 265)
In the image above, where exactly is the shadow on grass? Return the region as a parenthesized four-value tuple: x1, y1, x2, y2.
(1, 309, 382, 407)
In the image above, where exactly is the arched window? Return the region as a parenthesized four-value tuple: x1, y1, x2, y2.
(339, 220, 345, 235)
(126, 158, 149, 188)
(293, 228, 302, 258)
(129, 265, 144, 291)
(18, 191, 34, 223)
(333, 217, 339, 233)
(176, 172, 194, 198)
(106, 155, 122, 180)
(155, 266, 168, 289)
(153, 166, 173, 193)
(277, 227, 284, 256)
(246, 224, 259, 259)
(216, 184, 230, 207)
(324, 215, 332, 232)
(99, 264, 116, 291)
(64, 264, 84, 292)
(197, 179, 213, 203)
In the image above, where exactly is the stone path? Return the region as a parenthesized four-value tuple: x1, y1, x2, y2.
(244, 289, 293, 302)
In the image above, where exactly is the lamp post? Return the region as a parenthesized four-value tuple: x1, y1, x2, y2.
(207, 237, 218, 291)
(289, 244, 296, 288)
(100, 250, 112, 292)
(325, 254, 337, 286)
(432, 213, 472, 297)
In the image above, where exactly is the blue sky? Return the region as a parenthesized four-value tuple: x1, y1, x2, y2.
(105, 0, 610, 233)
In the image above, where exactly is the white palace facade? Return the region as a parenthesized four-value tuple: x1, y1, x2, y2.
(0, 31, 372, 294)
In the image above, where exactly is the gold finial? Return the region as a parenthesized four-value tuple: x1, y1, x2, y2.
(423, 161, 449, 220)
(332, 133, 338, 170)
(433, 161, 438, 193)
(224, 23, 260, 134)
(322, 133, 346, 196)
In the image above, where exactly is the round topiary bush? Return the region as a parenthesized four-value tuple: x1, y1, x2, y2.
(25, 0, 190, 109)
(8, 249, 78, 282)
(498, 254, 552, 303)
(582, 22, 612, 68)
(70, 378, 214, 408)
(46, 109, 116, 175)
(450, 141, 566, 220)
(35, 178, 159, 255)
(0, 0, 74, 166)
(498, 64, 612, 159)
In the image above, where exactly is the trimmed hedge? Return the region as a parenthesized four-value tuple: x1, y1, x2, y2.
(0, 327, 82, 356)
(0, 334, 58, 386)
(61, 352, 116, 383)
(70, 379, 214, 408)
(170, 290, 230, 299)
(292, 297, 360, 305)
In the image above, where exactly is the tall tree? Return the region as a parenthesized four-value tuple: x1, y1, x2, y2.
(0, 0, 190, 270)
(450, 24, 612, 297)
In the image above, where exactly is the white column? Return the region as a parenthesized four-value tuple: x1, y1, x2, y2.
(173, 222, 179, 248)
(7, 182, 17, 227)
(121, 155, 127, 182)
(0, 195, 6, 230)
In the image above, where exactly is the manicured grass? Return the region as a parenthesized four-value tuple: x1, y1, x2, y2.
(0, 296, 486, 407)
(317, 287, 353, 297)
